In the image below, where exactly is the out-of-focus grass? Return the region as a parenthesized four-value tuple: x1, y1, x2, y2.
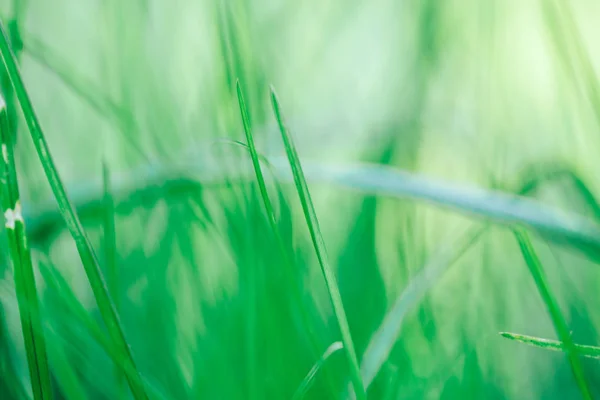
(1, 0, 600, 399)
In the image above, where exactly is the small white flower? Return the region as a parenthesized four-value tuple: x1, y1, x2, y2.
(5, 201, 23, 230)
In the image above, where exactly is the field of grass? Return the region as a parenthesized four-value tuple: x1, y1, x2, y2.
(1, 0, 600, 399)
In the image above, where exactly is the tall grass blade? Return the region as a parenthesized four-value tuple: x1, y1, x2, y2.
(0, 20, 149, 400)
(237, 80, 331, 394)
(0, 96, 52, 399)
(513, 230, 592, 400)
(291, 341, 343, 400)
(500, 332, 600, 360)
(270, 86, 366, 399)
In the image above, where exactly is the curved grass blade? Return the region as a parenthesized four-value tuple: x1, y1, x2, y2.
(23, 155, 600, 262)
(516, 163, 600, 221)
(270, 86, 366, 399)
(0, 20, 149, 400)
(235, 80, 262, 400)
(513, 230, 592, 400)
(358, 225, 485, 392)
(291, 341, 344, 400)
(355, 163, 591, 392)
(263, 158, 600, 259)
(0, 96, 52, 399)
(500, 332, 600, 360)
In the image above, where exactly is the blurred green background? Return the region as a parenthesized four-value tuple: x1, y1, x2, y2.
(1, 0, 600, 398)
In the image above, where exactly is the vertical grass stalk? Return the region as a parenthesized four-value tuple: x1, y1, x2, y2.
(0, 20, 148, 400)
(237, 81, 342, 397)
(0, 96, 52, 399)
(270, 86, 366, 399)
(513, 230, 592, 400)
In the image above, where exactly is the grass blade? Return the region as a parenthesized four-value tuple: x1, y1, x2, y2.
(357, 158, 591, 391)
(270, 86, 366, 399)
(291, 341, 344, 400)
(23, 156, 600, 262)
(264, 158, 600, 259)
(0, 20, 148, 400)
(500, 332, 600, 360)
(102, 161, 127, 400)
(236, 81, 281, 252)
(0, 96, 52, 399)
(513, 230, 592, 400)
(237, 80, 333, 395)
(359, 225, 485, 391)
(19, 33, 146, 161)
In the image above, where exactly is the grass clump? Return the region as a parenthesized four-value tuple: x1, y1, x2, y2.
(0, 19, 148, 400)
(3, 1, 600, 399)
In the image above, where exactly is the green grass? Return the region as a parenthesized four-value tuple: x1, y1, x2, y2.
(0, 95, 52, 399)
(513, 230, 592, 400)
(271, 86, 366, 399)
(0, 19, 148, 400)
(1, 1, 600, 399)
(292, 341, 344, 400)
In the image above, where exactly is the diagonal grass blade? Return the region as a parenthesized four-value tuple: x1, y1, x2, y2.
(270, 86, 366, 399)
(500, 332, 600, 360)
(513, 230, 592, 400)
(292, 341, 344, 400)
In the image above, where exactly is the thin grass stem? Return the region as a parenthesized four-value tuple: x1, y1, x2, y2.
(270, 86, 366, 399)
(291, 341, 343, 400)
(513, 230, 592, 400)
